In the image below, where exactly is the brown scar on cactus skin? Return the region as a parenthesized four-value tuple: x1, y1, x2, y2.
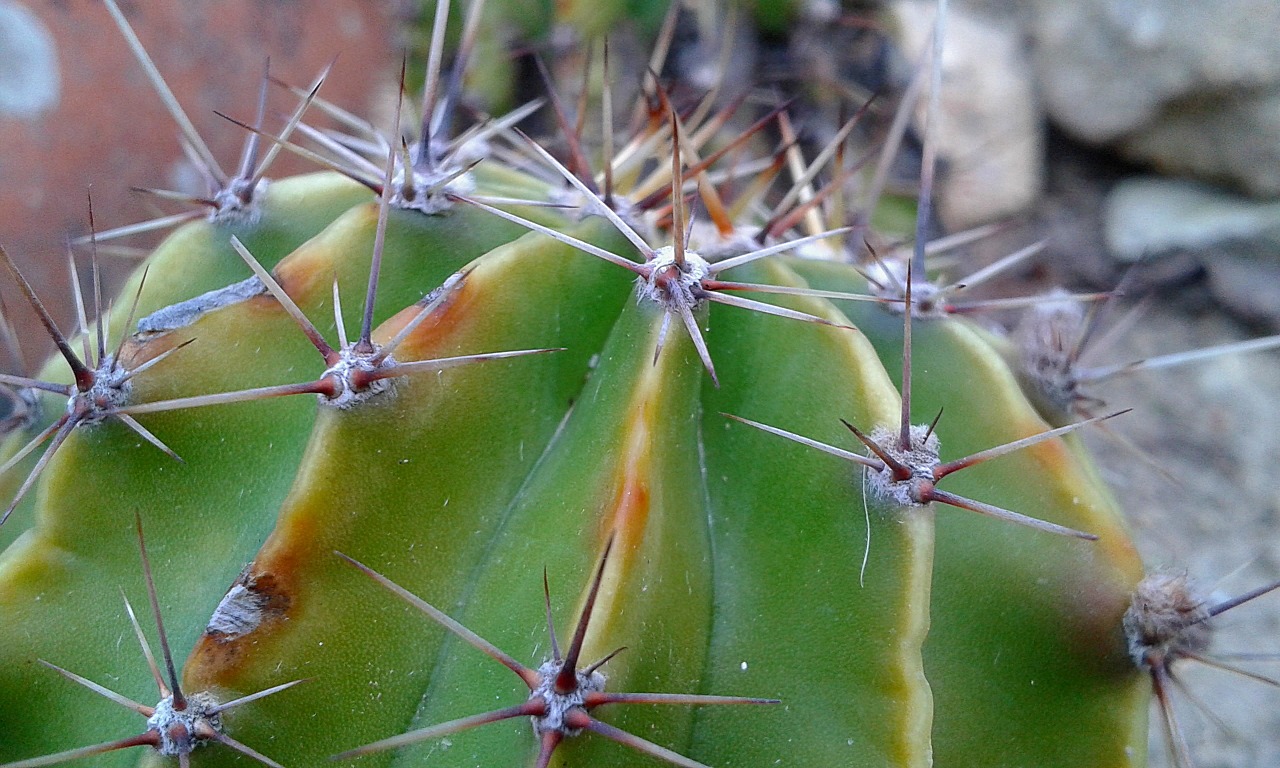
(1124, 572, 1280, 768)
(0, 513, 305, 768)
(204, 570, 294, 644)
(333, 535, 775, 767)
(188, 546, 308, 677)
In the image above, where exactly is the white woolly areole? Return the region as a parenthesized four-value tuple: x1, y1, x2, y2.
(146, 691, 221, 755)
(865, 423, 941, 507)
(637, 246, 711, 310)
(1123, 572, 1212, 668)
(210, 178, 270, 226)
(320, 348, 397, 410)
(74, 356, 132, 425)
(391, 163, 476, 215)
(864, 259, 945, 316)
(1015, 289, 1088, 415)
(529, 660, 606, 737)
(449, 136, 491, 168)
(686, 224, 759, 263)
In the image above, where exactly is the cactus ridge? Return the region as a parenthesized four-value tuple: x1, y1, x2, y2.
(0, 244, 188, 525)
(333, 540, 775, 766)
(1, 514, 302, 768)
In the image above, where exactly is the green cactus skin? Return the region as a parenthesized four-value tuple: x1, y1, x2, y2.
(0, 172, 370, 550)
(0, 4, 1166, 768)
(178, 221, 636, 766)
(0, 309, 321, 765)
(0, 209, 1147, 768)
(388, 296, 713, 767)
(694, 260, 934, 768)
(790, 258, 1149, 767)
(0, 188, 637, 759)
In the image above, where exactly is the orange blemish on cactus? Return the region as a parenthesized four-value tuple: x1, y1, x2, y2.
(582, 404, 656, 652)
(370, 267, 482, 362)
(188, 565, 297, 680)
(273, 204, 380, 302)
(187, 511, 316, 683)
(604, 402, 655, 557)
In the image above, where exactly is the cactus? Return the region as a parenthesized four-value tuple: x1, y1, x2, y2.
(2, 2, 1278, 767)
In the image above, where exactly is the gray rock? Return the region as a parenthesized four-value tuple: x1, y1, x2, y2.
(1122, 89, 1280, 196)
(1031, 0, 1280, 196)
(1206, 251, 1280, 330)
(1104, 176, 1280, 262)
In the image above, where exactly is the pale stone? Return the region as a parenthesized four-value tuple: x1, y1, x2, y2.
(1032, 0, 1280, 196)
(893, 0, 1044, 228)
(1104, 176, 1280, 262)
